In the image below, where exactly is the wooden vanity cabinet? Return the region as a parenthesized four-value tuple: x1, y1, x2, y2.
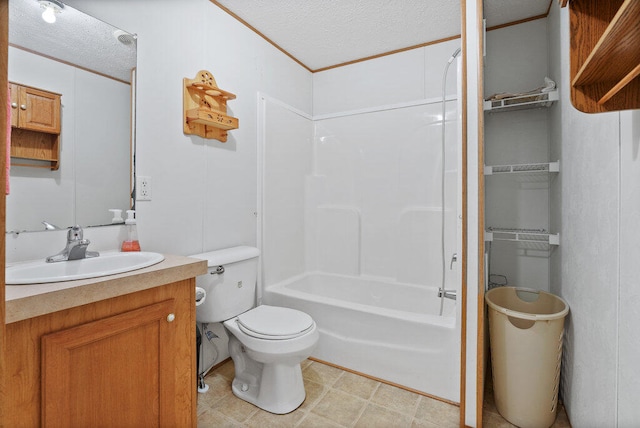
(5, 279, 196, 427)
(9, 82, 61, 169)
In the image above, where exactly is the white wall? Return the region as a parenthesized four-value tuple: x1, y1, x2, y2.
(68, 0, 312, 258)
(618, 109, 640, 425)
(8, 0, 312, 262)
(548, 4, 640, 426)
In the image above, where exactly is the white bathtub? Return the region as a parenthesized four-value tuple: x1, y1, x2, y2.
(263, 272, 460, 403)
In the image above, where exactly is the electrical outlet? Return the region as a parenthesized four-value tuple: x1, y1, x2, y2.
(137, 176, 152, 201)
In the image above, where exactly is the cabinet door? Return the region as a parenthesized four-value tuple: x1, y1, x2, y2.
(9, 83, 19, 127)
(17, 85, 60, 134)
(41, 299, 178, 428)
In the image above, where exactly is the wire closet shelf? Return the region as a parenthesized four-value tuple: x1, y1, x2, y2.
(485, 227, 560, 246)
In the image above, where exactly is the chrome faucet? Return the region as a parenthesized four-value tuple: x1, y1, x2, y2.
(438, 253, 458, 301)
(438, 289, 457, 301)
(46, 225, 99, 263)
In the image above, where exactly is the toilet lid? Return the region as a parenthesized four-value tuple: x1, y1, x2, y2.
(236, 305, 314, 340)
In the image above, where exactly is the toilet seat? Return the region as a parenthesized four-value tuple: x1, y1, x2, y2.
(236, 305, 315, 340)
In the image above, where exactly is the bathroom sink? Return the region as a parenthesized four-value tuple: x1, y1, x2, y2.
(6, 252, 165, 285)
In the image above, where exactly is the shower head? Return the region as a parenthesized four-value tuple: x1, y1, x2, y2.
(447, 48, 461, 64)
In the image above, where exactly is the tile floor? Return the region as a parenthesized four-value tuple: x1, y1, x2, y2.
(197, 359, 571, 427)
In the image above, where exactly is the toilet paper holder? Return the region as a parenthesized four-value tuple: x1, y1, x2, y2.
(195, 287, 206, 306)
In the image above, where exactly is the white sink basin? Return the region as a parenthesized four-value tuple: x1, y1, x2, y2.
(6, 252, 165, 285)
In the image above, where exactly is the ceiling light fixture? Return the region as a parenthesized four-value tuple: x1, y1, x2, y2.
(113, 29, 137, 46)
(38, 0, 64, 24)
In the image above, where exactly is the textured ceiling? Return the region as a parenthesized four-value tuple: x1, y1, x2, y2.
(8, 0, 551, 79)
(214, 0, 552, 71)
(484, 0, 551, 28)
(215, 0, 460, 71)
(8, 0, 136, 82)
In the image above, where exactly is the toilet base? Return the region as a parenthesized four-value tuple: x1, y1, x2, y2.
(230, 366, 306, 414)
(228, 336, 307, 414)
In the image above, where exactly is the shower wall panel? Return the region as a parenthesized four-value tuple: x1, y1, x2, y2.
(310, 103, 458, 285)
(315, 206, 361, 275)
(262, 100, 313, 287)
(313, 39, 461, 116)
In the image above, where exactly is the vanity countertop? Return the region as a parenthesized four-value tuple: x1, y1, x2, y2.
(5, 253, 207, 324)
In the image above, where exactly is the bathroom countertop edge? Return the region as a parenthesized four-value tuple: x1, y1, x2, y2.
(5, 254, 207, 324)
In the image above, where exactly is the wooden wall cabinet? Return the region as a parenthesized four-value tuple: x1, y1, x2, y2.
(6, 279, 196, 427)
(568, 0, 640, 113)
(10, 83, 60, 133)
(9, 82, 61, 169)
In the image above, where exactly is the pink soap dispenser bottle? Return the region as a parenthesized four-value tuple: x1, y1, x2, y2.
(121, 210, 141, 252)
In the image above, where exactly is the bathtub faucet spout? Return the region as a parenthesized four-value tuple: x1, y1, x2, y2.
(437, 289, 457, 301)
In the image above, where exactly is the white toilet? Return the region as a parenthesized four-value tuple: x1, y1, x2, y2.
(191, 246, 319, 414)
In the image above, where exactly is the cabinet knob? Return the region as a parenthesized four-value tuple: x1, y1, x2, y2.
(20, 104, 27, 110)
(166, 313, 175, 323)
(11, 102, 17, 109)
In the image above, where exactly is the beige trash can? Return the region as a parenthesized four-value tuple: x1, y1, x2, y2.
(485, 287, 569, 428)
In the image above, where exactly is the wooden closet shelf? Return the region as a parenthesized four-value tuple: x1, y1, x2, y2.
(568, 0, 640, 112)
(10, 162, 59, 170)
(571, 0, 640, 87)
(12, 156, 58, 162)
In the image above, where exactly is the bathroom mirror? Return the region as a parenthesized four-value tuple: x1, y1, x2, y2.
(6, 0, 136, 233)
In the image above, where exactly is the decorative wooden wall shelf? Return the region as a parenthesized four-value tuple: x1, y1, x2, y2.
(183, 70, 238, 142)
(567, 0, 640, 113)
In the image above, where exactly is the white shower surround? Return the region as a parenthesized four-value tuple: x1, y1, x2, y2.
(307, 102, 460, 284)
(259, 70, 462, 400)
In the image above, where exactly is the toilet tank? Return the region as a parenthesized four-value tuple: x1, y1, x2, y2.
(190, 246, 260, 323)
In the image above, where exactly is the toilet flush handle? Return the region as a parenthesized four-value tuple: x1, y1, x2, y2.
(210, 265, 225, 275)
